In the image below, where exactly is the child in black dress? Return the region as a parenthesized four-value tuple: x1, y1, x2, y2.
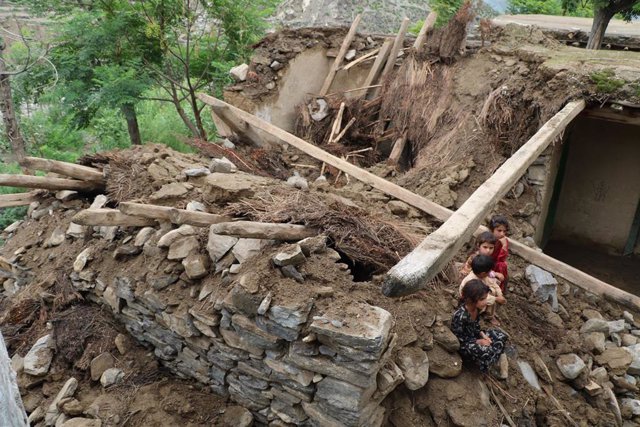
(451, 279, 508, 376)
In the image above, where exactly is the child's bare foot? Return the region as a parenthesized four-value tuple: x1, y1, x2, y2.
(490, 317, 501, 326)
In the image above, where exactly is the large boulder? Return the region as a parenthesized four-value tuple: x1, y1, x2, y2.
(427, 344, 462, 379)
(396, 347, 430, 390)
(23, 334, 55, 376)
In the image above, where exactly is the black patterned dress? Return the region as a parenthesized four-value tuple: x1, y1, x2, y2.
(450, 305, 508, 372)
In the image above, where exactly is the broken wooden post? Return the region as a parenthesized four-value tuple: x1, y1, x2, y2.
(413, 12, 438, 52)
(387, 134, 408, 167)
(362, 39, 393, 99)
(210, 221, 318, 240)
(341, 47, 380, 71)
(119, 202, 229, 227)
(319, 14, 362, 96)
(0, 192, 39, 208)
(382, 17, 411, 77)
(198, 94, 451, 220)
(0, 174, 102, 192)
(19, 157, 104, 183)
(382, 100, 586, 297)
(0, 331, 28, 427)
(71, 208, 156, 227)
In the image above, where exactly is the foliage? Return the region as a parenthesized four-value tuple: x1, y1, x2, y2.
(590, 68, 625, 93)
(507, 0, 563, 14)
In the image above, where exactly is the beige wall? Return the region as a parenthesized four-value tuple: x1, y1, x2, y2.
(552, 116, 640, 253)
(255, 47, 371, 132)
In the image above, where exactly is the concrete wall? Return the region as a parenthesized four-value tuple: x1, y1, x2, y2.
(551, 116, 640, 253)
(254, 47, 371, 132)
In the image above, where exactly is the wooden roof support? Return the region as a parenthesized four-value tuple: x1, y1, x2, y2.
(362, 39, 394, 99)
(319, 14, 362, 97)
(382, 100, 585, 297)
(413, 12, 437, 53)
(381, 17, 411, 78)
(196, 94, 640, 311)
(119, 202, 230, 227)
(0, 192, 39, 209)
(19, 156, 104, 183)
(210, 221, 318, 240)
(72, 208, 156, 227)
(0, 174, 102, 192)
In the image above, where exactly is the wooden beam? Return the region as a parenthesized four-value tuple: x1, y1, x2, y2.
(198, 94, 640, 311)
(382, 17, 411, 78)
(211, 109, 234, 139)
(72, 208, 156, 227)
(19, 157, 104, 183)
(341, 48, 380, 71)
(210, 221, 318, 240)
(0, 192, 39, 208)
(0, 174, 102, 192)
(197, 94, 451, 220)
(119, 202, 230, 227)
(362, 38, 393, 99)
(382, 100, 585, 297)
(319, 14, 362, 96)
(413, 12, 437, 52)
(387, 135, 407, 167)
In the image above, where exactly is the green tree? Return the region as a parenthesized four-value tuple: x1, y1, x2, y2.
(507, 0, 563, 14)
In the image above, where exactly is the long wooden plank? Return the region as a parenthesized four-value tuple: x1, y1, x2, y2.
(210, 221, 318, 240)
(362, 39, 393, 98)
(197, 94, 640, 311)
(382, 100, 585, 297)
(382, 17, 411, 77)
(119, 202, 229, 227)
(72, 208, 156, 227)
(198, 94, 451, 220)
(0, 174, 102, 192)
(319, 15, 362, 96)
(413, 12, 438, 52)
(0, 192, 38, 208)
(19, 157, 104, 183)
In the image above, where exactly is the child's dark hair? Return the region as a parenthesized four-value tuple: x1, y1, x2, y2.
(461, 279, 490, 304)
(489, 215, 509, 231)
(476, 231, 497, 247)
(471, 255, 494, 274)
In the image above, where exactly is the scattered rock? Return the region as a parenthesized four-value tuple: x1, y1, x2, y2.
(556, 353, 585, 380)
(308, 98, 329, 121)
(56, 190, 78, 201)
(182, 253, 210, 279)
(114, 334, 129, 355)
(584, 332, 606, 354)
(209, 157, 237, 174)
(345, 49, 356, 61)
(134, 227, 156, 247)
(157, 225, 196, 248)
(270, 60, 283, 70)
(150, 182, 189, 201)
(23, 334, 55, 376)
(45, 378, 78, 425)
(427, 344, 462, 378)
(184, 167, 210, 177)
(608, 319, 626, 335)
(113, 245, 142, 260)
(272, 244, 306, 267)
(186, 201, 207, 212)
(286, 172, 308, 190)
(581, 318, 610, 334)
(525, 265, 558, 311)
(387, 200, 411, 216)
(100, 368, 124, 387)
(621, 399, 640, 419)
(61, 418, 102, 427)
(281, 265, 305, 283)
(207, 228, 238, 263)
(45, 226, 66, 248)
(90, 352, 116, 381)
(518, 360, 540, 390)
(230, 63, 249, 82)
(433, 326, 460, 352)
(167, 236, 200, 260)
(298, 235, 327, 256)
(232, 238, 272, 264)
(221, 406, 253, 427)
(73, 248, 93, 272)
(60, 399, 84, 416)
(396, 346, 430, 390)
(595, 348, 633, 375)
(582, 309, 603, 320)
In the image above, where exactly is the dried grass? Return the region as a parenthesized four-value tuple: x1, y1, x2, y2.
(225, 188, 424, 272)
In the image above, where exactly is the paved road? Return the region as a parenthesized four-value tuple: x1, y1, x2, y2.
(494, 14, 640, 37)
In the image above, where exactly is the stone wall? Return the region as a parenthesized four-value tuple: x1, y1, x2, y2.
(70, 218, 401, 426)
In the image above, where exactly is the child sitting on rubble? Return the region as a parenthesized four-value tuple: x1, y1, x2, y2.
(459, 231, 505, 283)
(459, 255, 505, 326)
(451, 279, 509, 378)
(489, 215, 510, 292)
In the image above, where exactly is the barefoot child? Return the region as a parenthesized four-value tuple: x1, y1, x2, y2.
(459, 255, 506, 325)
(489, 215, 510, 292)
(451, 279, 509, 376)
(459, 231, 505, 283)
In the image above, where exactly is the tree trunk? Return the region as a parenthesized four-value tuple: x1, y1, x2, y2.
(169, 82, 200, 137)
(189, 91, 207, 140)
(121, 103, 142, 145)
(587, 7, 615, 50)
(0, 41, 27, 162)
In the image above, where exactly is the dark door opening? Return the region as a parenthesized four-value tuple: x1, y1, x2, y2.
(542, 111, 640, 294)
